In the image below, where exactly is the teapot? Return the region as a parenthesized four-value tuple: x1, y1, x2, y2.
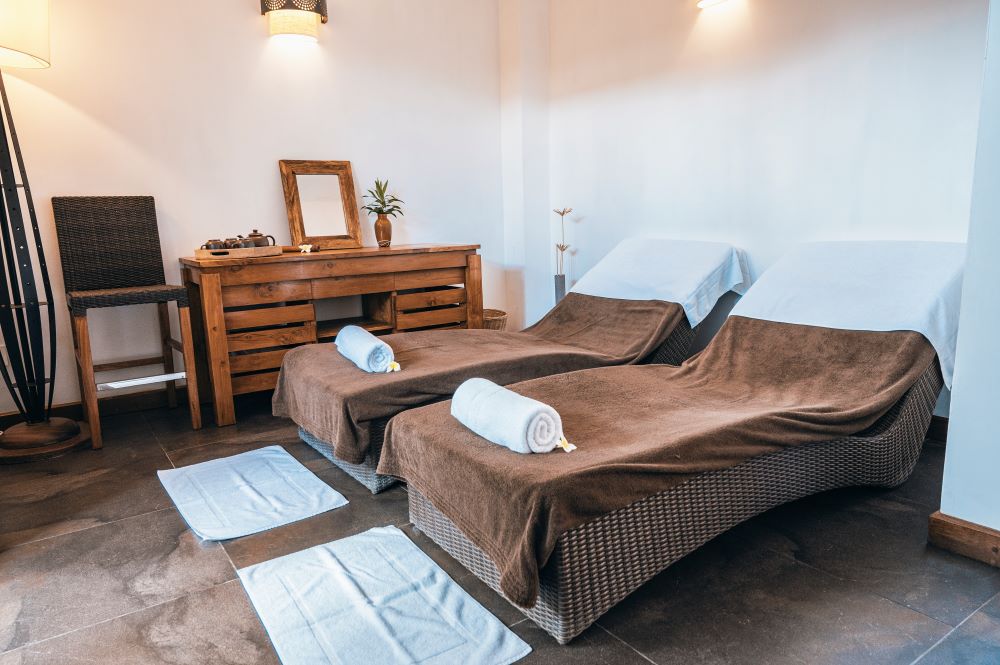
(201, 238, 226, 250)
(224, 237, 256, 249)
(241, 229, 277, 247)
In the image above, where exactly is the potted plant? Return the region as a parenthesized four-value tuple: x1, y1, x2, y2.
(361, 179, 404, 248)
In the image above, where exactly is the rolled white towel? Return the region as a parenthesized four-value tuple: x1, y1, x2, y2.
(335, 325, 399, 373)
(451, 378, 573, 454)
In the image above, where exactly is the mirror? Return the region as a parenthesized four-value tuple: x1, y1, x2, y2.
(297, 175, 348, 236)
(279, 160, 362, 249)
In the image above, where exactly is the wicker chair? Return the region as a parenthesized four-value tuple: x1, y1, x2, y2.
(52, 196, 201, 449)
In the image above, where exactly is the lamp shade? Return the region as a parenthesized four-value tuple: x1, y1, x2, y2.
(261, 0, 327, 40)
(268, 9, 320, 40)
(0, 0, 50, 69)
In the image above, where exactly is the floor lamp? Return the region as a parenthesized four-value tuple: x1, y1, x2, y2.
(0, 0, 89, 462)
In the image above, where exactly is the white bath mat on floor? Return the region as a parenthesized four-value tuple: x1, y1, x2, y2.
(158, 445, 347, 540)
(238, 525, 531, 665)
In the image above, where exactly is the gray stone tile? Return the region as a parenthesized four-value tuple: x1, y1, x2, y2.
(222, 468, 408, 569)
(0, 581, 277, 665)
(514, 623, 651, 664)
(599, 534, 950, 665)
(0, 508, 234, 653)
(917, 593, 1000, 665)
(884, 440, 945, 510)
(0, 650, 24, 665)
(0, 414, 172, 550)
(6, 405, 995, 665)
(146, 394, 298, 453)
(0, 411, 163, 486)
(0, 453, 173, 551)
(747, 490, 1000, 626)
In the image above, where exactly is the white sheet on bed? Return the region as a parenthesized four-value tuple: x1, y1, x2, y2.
(730, 241, 966, 387)
(570, 238, 752, 328)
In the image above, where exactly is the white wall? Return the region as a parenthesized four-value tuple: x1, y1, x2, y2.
(940, 2, 1000, 532)
(4, 0, 505, 411)
(499, 0, 551, 329)
(542, 0, 987, 325)
(3, 0, 991, 416)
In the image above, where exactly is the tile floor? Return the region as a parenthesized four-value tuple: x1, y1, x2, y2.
(1, 395, 998, 664)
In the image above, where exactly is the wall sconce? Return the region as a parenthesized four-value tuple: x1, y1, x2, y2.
(261, 0, 328, 41)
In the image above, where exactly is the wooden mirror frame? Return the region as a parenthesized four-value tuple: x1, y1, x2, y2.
(279, 160, 363, 249)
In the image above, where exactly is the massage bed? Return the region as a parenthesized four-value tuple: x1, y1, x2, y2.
(377, 241, 965, 644)
(274, 239, 751, 493)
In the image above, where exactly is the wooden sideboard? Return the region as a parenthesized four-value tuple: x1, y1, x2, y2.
(180, 244, 483, 426)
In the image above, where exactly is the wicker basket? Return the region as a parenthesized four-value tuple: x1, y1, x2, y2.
(483, 308, 508, 331)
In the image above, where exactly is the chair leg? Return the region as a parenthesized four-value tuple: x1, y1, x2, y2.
(71, 313, 102, 449)
(178, 305, 203, 430)
(157, 302, 178, 408)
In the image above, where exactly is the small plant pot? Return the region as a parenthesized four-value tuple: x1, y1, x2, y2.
(374, 214, 392, 248)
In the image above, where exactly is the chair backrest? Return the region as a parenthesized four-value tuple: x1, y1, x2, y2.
(52, 196, 167, 292)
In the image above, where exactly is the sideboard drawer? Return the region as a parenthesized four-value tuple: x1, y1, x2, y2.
(222, 281, 311, 307)
(312, 274, 395, 299)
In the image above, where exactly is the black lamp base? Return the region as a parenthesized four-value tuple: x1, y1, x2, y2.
(0, 418, 91, 463)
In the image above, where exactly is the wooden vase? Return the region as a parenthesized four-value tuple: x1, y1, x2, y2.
(374, 214, 392, 248)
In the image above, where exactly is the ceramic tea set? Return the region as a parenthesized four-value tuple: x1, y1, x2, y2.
(201, 229, 276, 251)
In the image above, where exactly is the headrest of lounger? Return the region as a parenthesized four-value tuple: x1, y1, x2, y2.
(570, 238, 752, 328)
(731, 241, 966, 388)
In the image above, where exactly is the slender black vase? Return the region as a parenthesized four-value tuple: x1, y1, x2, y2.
(0, 68, 87, 461)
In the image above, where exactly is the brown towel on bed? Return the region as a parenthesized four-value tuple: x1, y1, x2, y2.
(377, 316, 939, 608)
(273, 293, 685, 464)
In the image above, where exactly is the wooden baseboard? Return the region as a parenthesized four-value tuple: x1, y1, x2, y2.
(928, 511, 1000, 568)
(927, 415, 949, 443)
(0, 386, 194, 429)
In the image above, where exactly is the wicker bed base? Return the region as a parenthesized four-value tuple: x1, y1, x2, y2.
(409, 364, 943, 644)
(299, 422, 397, 494)
(297, 321, 696, 494)
(640, 316, 695, 366)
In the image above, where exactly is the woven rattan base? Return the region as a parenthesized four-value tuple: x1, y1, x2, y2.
(409, 364, 943, 644)
(299, 422, 397, 494)
(296, 322, 695, 494)
(640, 317, 695, 366)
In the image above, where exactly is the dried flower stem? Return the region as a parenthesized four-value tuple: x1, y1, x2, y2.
(553, 208, 573, 275)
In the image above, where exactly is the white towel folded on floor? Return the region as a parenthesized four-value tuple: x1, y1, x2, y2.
(157, 446, 348, 541)
(451, 378, 564, 454)
(335, 324, 396, 373)
(237, 526, 531, 665)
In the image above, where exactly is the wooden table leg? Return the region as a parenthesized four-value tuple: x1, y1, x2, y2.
(199, 272, 236, 426)
(183, 268, 212, 403)
(465, 253, 484, 329)
(178, 305, 203, 430)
